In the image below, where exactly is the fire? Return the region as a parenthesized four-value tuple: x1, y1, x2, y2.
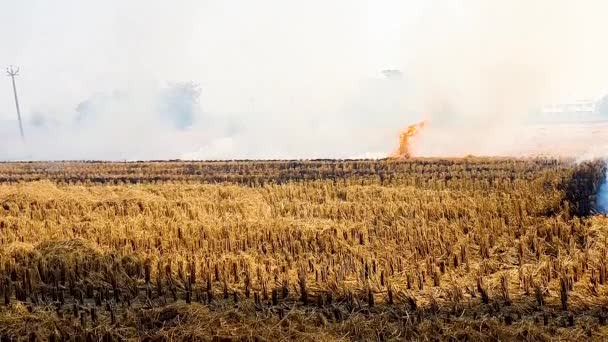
(390, 121, 427, 158)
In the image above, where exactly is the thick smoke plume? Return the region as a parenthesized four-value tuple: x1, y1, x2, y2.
(404, 0, 608, 157)
(1, 1, 608, 160)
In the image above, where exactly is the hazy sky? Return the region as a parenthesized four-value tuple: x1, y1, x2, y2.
(1, 0, 607, 160)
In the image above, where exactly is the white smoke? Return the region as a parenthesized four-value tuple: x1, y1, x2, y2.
(1, 1, 608, 160)
(404, 0, 608, 157)
(0, 82, 207, 160)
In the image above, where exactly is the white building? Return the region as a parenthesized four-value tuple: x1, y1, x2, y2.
(542, 99, 596, 115)
(535, 96, 608, 123)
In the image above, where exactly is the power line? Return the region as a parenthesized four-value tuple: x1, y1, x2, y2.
(6, 65, 25, 141)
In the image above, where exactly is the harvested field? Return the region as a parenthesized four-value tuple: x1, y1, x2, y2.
(0, 158, 607, 341)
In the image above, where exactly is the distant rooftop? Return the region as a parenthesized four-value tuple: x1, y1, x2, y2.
(541, 99, 597, 115)
(532, 95, 608, 124)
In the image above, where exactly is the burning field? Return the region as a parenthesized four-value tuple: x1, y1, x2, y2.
(0, 159, 608, 341)
(388, 118, 608, 160)
(3, 1, 608, 340)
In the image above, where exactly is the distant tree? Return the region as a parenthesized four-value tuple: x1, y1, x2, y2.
(157, 82, 202, 130)
(74, 91, 128, 125)
(73, 84, 202, 130)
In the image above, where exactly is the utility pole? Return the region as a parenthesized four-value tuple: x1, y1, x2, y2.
(6, 66, 25, 141)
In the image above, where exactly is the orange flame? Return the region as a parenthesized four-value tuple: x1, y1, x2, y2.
(390, 121, 427, 158)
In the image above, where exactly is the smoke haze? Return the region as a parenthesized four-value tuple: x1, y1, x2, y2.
(407, 0, 608, 157)
(1, 0, 608, 160)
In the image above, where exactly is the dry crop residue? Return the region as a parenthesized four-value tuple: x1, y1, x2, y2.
(0, 159, 607, 341)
